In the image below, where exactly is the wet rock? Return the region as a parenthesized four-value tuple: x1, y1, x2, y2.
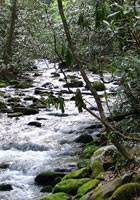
(8, 112, 23, 117)
(91, 160, 104, 178)
(9, 80, 19, 85)
(59, 140, 70, 145)
(14, 82, 33, 89)
(110, 183, 140, 200)
(8, 97, 20, 103)
(28, 121, 42, 127)
(75, 134, 93, 144)
(39, 192, 72, 200)
(62, 168, 90, 181)
(40, 185, 53, 193)
(77, 160, 89, 169)
(0, 184, 12, 191)
(0, 163, 9, 169)
(63, 81, 83, 88)
(35, 88, 53, 95)
(34, 72, 40, 77)
(77, 179, 100, 196)
(54, 178, 91, 195)
(35, 171, 66, 186)
(42, 82, 54, 89)
(24, 96, 36, 101)
(13, 106, 39, 115)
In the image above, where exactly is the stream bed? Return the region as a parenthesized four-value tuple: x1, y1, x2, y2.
(0, 60, 116, 200)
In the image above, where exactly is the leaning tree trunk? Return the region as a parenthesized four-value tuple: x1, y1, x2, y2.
(4, 0, 18, 64)
(57, 0, 134, 161)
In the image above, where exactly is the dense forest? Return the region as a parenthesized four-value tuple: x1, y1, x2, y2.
(0, 0, 140, 200)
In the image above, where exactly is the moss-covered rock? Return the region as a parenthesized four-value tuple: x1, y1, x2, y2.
(63, 81, 83, 88)
(90, 178, 122, 200)
(83, 144, 101, 158)
(77, 179, 100, 196)
(8, 97, 20, 103)
(39, 192, 72, 200)
(110, 183, 140, 200)
(93, 81, 105, 91)
(62, 168, 89, 181)
(14, 82, 33, 89)
(35, 171, 66, 186)
(40, 186, 53, 193)
(91, 160, 104, 178)
(28, 121, 41, 127)
(0, 82, 6, 87)
(54, 178, 91, 195)
(8, 112, 23, 117)
(13, 106, 39, 115)
(75, 134, 93, 144)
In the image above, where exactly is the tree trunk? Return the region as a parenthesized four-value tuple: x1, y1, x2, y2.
(4, 0, 18, 64)
(57, 0, 134, 161)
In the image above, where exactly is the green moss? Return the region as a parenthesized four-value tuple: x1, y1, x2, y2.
(39, 192, 72, 200)
(14, 82, 33, 89)
(110, 183, 140, 200)
(62, 168, 89, 180)
(0, 82, 6, 87)
(8, 112, 23, 117)
(0, 101, 6, 109)
(77, 179, 100, 195)
(77, 160, 89, 169)
(92, 150, 103, 158)
(91, 160, 104, 178)
(93, 81, 105, 91)
(54, 178, 91, 195)
(83, 144, 101, 158)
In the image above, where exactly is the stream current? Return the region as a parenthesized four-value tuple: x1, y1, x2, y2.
(0, 60, 116, 200)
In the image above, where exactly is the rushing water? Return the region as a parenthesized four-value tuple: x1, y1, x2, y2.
(0, 60, 116, 200)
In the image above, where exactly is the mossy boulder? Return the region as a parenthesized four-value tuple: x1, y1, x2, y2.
(13, 106, 39, 115)
(90, 178, 123, 200)
(93, 81, 105, 91)
(54, 178, 91, 195)
(0, 101, 7, 109)
(39, 192, 72, 200)
(91, 160, 104, 178)
(77, 179, 100, 196)
(110, 183, 140, 200)
(75, 134, 93, 144)
(14, 82, 33, 89)
(0, 82, 6, 87)
(35, 171, 66, 186)
(8, 112, 23, 117)
(28, 121, 41, 127)
(62, 168, 89, 181)
(63, 81, 83, 88)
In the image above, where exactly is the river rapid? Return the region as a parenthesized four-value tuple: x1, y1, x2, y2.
(0, 60, 117, 200)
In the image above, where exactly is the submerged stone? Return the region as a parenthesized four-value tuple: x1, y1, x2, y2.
(63, 81, 83, 88)
(54, 178, 91, 195)
(14, 82, 33, 89)
(39, 192, 72, 200)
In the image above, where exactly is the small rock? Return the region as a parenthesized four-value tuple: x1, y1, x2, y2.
(0, 184, 12, 191)
(28, 121, 41, 127)
(75, 134, 93, 144)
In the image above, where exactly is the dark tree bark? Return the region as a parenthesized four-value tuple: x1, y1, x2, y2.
(4, 0, 18, 64)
